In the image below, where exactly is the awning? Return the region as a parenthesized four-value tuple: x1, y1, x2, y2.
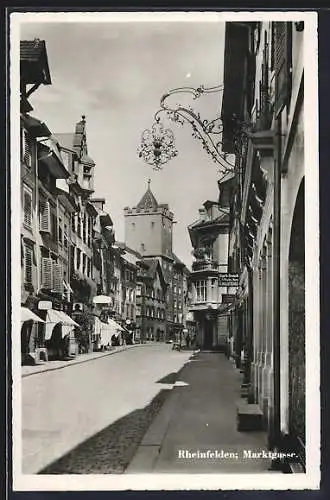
(55, 310, 79, 327)
(44, 309, 79, 341)
(21, 306, 45, 323)
(93, 295, 113, 305)
(108, 318, 125, 332)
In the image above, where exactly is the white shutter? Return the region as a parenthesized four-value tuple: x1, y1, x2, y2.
(24, 246, 33, 284)
(52, 262, 64, 293)
(41, 257, 53, 289)
(23, 187, 32, 228)
(39, 200, 50, 232)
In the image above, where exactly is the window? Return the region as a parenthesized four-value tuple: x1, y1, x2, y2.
(71, 214, 76, 233)
(77, 216, 81, 239)
(58, 217, 63, 245)
(196, 280, 207, 302)
(52, 262, 64, 293)
(22, 130, 32, 168)
(39, 200, 50, 232)
(210, 278, 218, 301)
(136, 305, 141, 316)
(64, 223, 68, 249)
(132, 222, 135, 230)
(174, 299, 177, 309)
(173, 285, 177, 294)
(82, 214, 87, 243)
(136, 284, 142, 296)
(178, 287, 182, 295)
(82, 254, 87, 275)
(23, 245, 33, 285)
(76, 248, 81, 271)
(83, 175, 90, 190)
(51, 213, 57, 242)
(23, 186, 32, 228)
(41, 257, 53, 289)
(151, 221, 155, 229)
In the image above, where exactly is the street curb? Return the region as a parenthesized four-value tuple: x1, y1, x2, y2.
(22, 343, 152, 378)
(126, 355, 192, 473)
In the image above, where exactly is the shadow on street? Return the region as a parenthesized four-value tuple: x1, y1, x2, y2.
(38, 388, 171, 474)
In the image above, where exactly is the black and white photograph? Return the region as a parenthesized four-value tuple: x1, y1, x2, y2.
(10, 10, 319, 491)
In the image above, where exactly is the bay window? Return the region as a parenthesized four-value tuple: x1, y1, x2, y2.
(195, 280, 207, 302)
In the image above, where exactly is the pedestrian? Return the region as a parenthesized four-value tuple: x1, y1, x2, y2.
(186, 333, 191, 349)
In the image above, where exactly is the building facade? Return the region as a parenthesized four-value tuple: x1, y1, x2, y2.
(188, 178, 233, 350)
(221, 21, 305, 469)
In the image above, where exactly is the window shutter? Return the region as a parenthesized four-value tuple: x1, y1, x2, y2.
(39, 200, 50, 232)
(23, 131, 33, 168)
(274, 22, 292, 115)
(23, 189, 32, 227)
(53, 262, 64, 293)
(24, 246, 33, 284)
(41, 257, 53, 289)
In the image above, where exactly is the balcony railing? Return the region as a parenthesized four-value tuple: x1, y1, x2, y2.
(191, 260, 219, 272)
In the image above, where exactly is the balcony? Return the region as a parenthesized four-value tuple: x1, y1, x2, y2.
(191, 259, 219, 273)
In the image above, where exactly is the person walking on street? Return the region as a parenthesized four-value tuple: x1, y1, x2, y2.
(186, 333, 191, 349)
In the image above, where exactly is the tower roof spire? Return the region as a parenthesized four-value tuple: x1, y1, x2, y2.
(136, 179, 158, 210)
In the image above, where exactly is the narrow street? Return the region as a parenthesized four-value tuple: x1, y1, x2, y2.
(22, 344, 192, 474)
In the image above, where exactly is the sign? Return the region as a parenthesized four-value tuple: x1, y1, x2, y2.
(222, 294, 236, 304)
(218, 273, 240, 287)
(38, 301, 52, 310)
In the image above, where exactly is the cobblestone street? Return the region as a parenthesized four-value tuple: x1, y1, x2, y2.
(22, 344, 192, 474)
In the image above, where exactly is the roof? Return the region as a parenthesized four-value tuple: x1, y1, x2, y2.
(21, 114, 51, 138)
(20, 40, 51, 85)
(188, 210, 229, 231)
(81, 153, 95, 166)
(136, 186, 158, 210)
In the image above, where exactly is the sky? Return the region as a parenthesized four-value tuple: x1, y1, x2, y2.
(20, 16, 226, 267)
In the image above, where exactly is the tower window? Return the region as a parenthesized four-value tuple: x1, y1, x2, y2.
(151, 221, 155, 229)
(132, 222, 135, 230)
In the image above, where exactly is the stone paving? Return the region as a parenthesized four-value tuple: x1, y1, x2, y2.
(22, 343, 192, 474)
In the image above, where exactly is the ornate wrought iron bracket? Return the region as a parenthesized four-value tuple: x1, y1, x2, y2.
(138, 84, 236, 175)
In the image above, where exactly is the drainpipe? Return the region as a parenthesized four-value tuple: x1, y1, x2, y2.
(272, 116, 282, 449)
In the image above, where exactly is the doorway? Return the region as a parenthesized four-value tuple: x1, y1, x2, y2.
(203, 318, 213, 350)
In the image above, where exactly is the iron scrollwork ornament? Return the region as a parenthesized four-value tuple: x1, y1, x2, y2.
(137, 84, 236, 177)
(138, 118, 178, 171)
